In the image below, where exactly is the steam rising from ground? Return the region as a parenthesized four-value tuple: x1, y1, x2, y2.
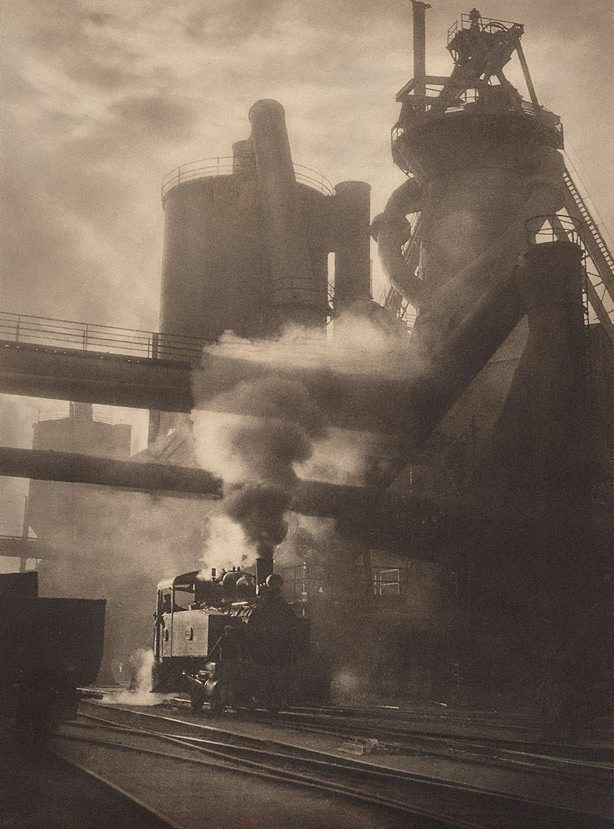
(100, 648, 174, 706)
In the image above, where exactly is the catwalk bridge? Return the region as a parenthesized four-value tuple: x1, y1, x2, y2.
(0, 311, 412, 433)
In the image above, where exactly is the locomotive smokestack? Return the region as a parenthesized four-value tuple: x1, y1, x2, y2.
(256, 554, 274, 595)
(193, 375, 327, 587)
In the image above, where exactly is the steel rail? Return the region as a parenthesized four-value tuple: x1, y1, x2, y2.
(55, 717, 462, 829)
(244, 710, 614, 784)
(82, 708, 613, 782)
(71, 703, 613, 827)
(262, 716, 614, 785)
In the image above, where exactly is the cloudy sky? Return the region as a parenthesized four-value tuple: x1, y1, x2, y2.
(1, 0, 613, 527)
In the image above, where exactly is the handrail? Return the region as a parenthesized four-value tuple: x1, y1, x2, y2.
(0, 311, 213, 363)
(564, 171, 614, 269)
(0, 310, 415, 373)
(447, 13, 522, 43)
(161, 157, 336, 200)
(561, 169, 614, 345)
(392, 87, 563, 149)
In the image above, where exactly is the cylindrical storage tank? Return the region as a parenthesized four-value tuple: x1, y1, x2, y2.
(28, 406, 132, 555)
(160, 167, 266, 345)
(333, 181, 372, 312)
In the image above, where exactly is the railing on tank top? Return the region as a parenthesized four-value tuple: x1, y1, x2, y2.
(161, 157, 336, 200)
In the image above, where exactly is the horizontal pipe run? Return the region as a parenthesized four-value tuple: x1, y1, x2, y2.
(0, 448, 373, 520)
(0, 448, 477, 562)
(0, 448, 223, 498)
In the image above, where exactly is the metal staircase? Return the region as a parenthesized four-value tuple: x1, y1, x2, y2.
(382, 215, 422, 328)
(563, 168, 614, 344)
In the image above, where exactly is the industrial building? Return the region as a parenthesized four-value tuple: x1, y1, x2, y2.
(2, 5, 614, 733)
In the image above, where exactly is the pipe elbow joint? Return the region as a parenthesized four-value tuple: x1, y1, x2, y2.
(384, 177, 423, 217)
(370, 212, 411, 244)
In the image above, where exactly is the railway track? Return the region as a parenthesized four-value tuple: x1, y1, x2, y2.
(246, 706, 614, 777)
(49, 701, 614, 829)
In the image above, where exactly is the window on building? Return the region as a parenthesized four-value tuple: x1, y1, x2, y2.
(373, 568, 401, 597)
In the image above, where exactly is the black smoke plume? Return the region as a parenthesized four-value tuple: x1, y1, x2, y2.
(193, 374, 327, 560)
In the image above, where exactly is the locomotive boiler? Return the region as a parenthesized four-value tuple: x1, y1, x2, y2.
(153, 564, 329, 712)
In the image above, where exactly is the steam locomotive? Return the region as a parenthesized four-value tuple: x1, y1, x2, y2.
(153, 562, 329, 712)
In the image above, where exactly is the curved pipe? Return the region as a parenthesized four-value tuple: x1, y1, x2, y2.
(373, 168, 567, 488)
(412, 170, 567, 356)
(370, 178, 424, 306)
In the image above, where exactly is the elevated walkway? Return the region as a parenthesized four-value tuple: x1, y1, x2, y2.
(0, 338, 194, 413)
(0, 340, 409, 433)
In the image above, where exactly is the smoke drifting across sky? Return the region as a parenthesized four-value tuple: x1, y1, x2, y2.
(3, 0, 613, 327)
(1, 0, 613, 528)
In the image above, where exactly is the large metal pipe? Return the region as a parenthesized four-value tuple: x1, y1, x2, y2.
(0, 447, 472, 562)
(333, 181, 372, 313)
(371, 178, 424, 307)
(248, 99, 324, 330)
(0, 448, 223, 498)
(0, 447, 375, 519)
(0, 537, 83, 561)
(518, 240, 591, 488)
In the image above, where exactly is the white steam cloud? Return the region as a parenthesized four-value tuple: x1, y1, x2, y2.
(191, 316, 409, 567)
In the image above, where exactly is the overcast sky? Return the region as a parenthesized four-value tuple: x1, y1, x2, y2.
(1, 0, 613, 528)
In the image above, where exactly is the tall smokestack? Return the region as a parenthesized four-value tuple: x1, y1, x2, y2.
(248, 99, 324, 330)
(333, 181, 372, 314)
(411, 1, 430, 102)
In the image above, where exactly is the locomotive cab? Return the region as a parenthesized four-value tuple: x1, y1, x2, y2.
(153, 571, 230, 689)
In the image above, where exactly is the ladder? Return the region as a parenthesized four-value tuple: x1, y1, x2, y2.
(563, 168, 614, 344)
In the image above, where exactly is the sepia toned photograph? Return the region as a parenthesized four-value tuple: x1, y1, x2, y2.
(1, 1, 613, 826)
